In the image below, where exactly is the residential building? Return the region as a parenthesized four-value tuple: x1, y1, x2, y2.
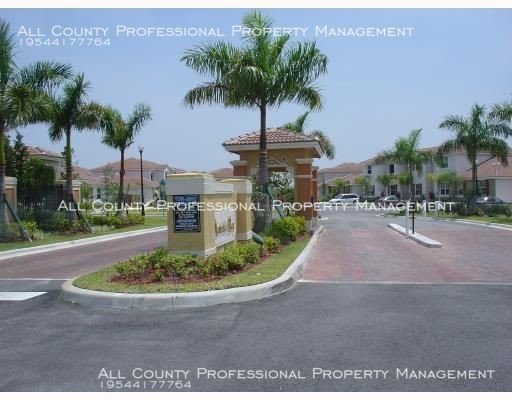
(360, 147, 512, 201)
(26, 146, 64, 177)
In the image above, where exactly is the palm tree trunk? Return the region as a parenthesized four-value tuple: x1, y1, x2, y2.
(65, 127, 77, 220)
(0, 129, 7, 230)
(118, 149, 125, 215)
(257, 104, 268, 186)
(472, 157, 478, 196)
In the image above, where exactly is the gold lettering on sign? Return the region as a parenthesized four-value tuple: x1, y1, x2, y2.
(215, 217, 235, 235)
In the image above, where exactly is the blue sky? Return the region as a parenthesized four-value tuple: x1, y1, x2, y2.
(2, 8, 512, 171)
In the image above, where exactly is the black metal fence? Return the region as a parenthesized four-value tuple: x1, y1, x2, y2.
(17, 183, 66, 212)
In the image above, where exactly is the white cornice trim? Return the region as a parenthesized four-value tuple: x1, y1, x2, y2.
(230, 160, 248, 166)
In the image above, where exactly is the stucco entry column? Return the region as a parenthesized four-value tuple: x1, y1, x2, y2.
(312, 166, 319, 227)
(295, 158, 313, 231)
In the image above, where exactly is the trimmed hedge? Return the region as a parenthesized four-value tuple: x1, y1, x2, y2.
(89, 213, 144, 228)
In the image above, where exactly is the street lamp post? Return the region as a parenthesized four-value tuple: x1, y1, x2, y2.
(138, 144, 145, 217)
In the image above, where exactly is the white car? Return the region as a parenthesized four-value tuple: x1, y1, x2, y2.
(329, 193, 360, 204)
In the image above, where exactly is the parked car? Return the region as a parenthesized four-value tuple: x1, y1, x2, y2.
(475, 196, 505, 205)
(329, 193, 360, 204)
(376, 195, 402, 206)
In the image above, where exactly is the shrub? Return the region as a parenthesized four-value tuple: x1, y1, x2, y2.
(204, 254, 229, 276)
(127, 213, 144, 225)
(263, 236, 280, 254)
(240, 241, 260, 264)
(292, 215, 306, 235)
(49, 212, 73, 232)
(21, 220, 43, 240)
(484, 204, 512, 217)
(264, 216, 301, 243)
(153, 270, 164, 282)
(451, 202, 466, 216)
(160, 253, 198, 278)
(90, 213, 144, 229)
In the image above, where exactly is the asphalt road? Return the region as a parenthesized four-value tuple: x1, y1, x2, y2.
(0, 230, 167, 280)
(0, 208, 511, 391)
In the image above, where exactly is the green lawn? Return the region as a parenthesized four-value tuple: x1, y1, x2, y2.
(73, 238, 309, 294)
(0, 215, 167, 252)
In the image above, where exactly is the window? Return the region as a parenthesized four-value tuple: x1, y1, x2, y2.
(389, 184, 398, 195)
(440, 155, 449, 169)
(365, 185, 375, 197)
(439, 183, 449, 196)
(414, 183, 422, 197)
(367, 165, 372, 175)
(96, 188, 102, 200)
(389, 164, 395, 174)
(478, 180, 487, 195)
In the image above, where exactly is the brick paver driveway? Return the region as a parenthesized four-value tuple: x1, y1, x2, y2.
(304, 208, 512, 283)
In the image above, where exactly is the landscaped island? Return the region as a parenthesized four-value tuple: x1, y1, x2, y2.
(73, 216, 309, 293)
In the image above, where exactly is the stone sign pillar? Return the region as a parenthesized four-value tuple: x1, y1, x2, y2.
(166, 173, 252, 258)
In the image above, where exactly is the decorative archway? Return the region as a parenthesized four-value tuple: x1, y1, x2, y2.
(223, 128, 324, 228)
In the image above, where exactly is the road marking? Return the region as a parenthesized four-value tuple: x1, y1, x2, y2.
(0, 292, 47, 301)
(0, 278, 68, 281)
(299, 279, 512, 285)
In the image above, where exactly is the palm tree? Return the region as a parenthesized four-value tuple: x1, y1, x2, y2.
(0, 19, 71, 225)
(281, 111, 336, 160)
(438, 104, 511, 196)
(376, 174, 394, 196)
(47, 73, 104, 212)
(181, 10, 328, 186)
(374, 129, 434, 199)
(101, 103, 152, 212)
(354, 175, 370, 196)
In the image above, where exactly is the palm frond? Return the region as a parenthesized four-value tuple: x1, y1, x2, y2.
(15, 61, 72, 91)
(0, 18, 16, 91)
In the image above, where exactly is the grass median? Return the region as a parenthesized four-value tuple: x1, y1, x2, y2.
(73, 238, 309, 294)
(0, 215, 168, 252)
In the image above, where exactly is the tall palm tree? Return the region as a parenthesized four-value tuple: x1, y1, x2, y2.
(281, 111, 336, 160)
(490, 101, 512, 124)
(181, 10, 328, 186)
(102, 103, 152, 211)
(0, 19, 71, 225)
(374, 129, 434, 199)
(438, 104, 511, 196)
(47, 73, 104, 211)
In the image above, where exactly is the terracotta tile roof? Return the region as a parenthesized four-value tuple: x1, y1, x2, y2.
(91, 158, 177, 172)
(318, 162, 361, 174)
(110, 174, 159, 188)
(209, 167, 234, 179)
(223, 128, 318, 146)
(73, 166, 104, 186)
(463, 156, 512, 179)
(26, 146, 62, 158)
(325, 174, 362, 186)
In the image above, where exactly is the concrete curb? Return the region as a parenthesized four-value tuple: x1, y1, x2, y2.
(0, 226, 167, 261)
(61, 225, 325, 310)
(429, 217, 512, 232)
(388, 223, 442, 248)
